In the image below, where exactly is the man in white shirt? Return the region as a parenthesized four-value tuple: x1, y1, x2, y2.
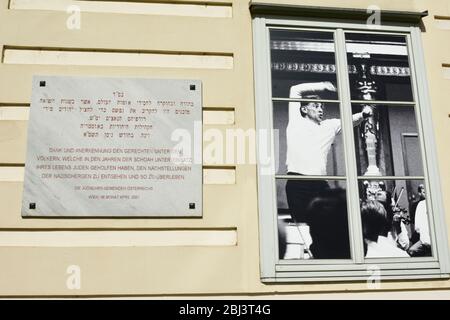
(285, 81, 373, 223)
(361, 200, 410, 258)
(366, 235, 410, 258)
(408, 199, 432, 257)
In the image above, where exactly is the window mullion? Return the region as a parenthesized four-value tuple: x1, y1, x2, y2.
(335, 28, 364, 264)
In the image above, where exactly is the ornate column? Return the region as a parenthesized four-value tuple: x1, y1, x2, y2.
(355, 62, 382, 176)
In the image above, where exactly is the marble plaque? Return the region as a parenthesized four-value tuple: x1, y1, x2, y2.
(22, 76, 202, 217)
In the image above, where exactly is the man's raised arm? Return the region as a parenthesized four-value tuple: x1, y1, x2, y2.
(352, 105, 373, 127)
(288, 82, 336, 121)
(289, 81, 336, 99)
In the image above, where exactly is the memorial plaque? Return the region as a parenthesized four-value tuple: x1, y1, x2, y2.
(22, 76, 202, 217)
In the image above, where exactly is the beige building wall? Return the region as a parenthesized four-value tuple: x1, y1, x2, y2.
(0, 0, 449, 297)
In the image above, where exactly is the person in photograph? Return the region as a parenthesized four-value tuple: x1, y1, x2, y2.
(361, 200, 410, 258)
(285, 81, 373, 223)
(408, 197, 432, 257)
(410, 184, 426, 240)
(306, 188, 350, 259)
(373, 189, 410, 251)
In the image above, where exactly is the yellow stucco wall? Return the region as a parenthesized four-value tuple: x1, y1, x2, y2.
(0, 0, 449, 297)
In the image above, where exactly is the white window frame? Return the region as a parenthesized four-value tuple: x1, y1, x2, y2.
(253, 16, 450, 282)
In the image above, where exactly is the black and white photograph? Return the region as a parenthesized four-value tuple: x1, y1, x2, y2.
(271, 29, 432, 260)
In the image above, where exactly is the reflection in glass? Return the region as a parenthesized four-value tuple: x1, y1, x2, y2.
(345, 33, 413, 102)
(277, 179, 350, 260)
(359, 179, 432, 258)
(273, 102, 345, 176)
(270, 30, 338, 99)
(352, 104, 424, 176)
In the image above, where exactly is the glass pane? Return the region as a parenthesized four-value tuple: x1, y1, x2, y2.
(352, 104, 423, 176)
(345, 33, 413, 102)
(270, 29, 338, 100)
(273, 102, 345, 176)
(358, 179, 432, 258)
(277, 179, 350, 260)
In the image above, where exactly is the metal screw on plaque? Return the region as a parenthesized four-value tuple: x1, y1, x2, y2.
(39, 81, 46, 87)
(190, 84, 196, 91)
(29, 203, 36, 210)
(189, 203, 196, 209)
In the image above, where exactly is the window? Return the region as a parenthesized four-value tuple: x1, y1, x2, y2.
(253, 10, 450, 282)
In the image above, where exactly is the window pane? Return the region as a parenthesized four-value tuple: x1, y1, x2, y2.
(277, 179, 350, 260)
(359, 179, 432, 258)
(270, 29, 338, 99)
(352, 104, 423, 176)
(273, 102, 345, 176)
(345, 33, 413, 102)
